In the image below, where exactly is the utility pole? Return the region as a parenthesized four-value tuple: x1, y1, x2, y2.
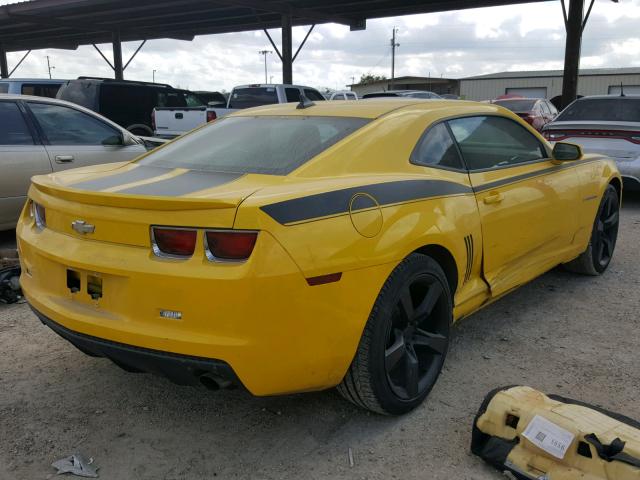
(390, 27, 399, 89)
(259, 50, 272, 83)
(152, 69, 156, 83)
(46, 55, 54, 79)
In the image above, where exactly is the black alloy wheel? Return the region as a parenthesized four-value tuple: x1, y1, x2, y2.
(384, 274, 449, 401)
(564, 184, 619, 275)
(337, 254, 452, 415)
(593, 188, 619, 269)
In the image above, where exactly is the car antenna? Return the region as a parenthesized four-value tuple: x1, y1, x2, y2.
(620, 82, 625, 97)
(296, 92, 315, 109)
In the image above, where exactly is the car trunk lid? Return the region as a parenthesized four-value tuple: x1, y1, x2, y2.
(29, 162, 275, 247)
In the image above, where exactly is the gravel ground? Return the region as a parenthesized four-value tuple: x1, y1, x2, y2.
(1, 193, 638, 480)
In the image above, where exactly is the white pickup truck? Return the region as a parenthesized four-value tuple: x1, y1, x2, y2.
(152, 83, 326, 138)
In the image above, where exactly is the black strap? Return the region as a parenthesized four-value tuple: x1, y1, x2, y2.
(584, 433, 640, 469)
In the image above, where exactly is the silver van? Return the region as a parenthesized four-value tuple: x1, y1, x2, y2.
(0, 78, 64, 98)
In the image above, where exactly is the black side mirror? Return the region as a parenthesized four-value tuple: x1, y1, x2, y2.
(552, 142, 583, 162)
(102, 134, 124, 146)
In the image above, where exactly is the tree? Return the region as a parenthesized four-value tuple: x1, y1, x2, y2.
(359, 73, 387, 85)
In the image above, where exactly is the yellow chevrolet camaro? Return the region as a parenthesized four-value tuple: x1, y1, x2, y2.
(17, 99, 621, 415)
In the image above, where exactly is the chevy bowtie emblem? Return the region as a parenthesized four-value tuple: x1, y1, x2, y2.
(71, 220, 95, 234)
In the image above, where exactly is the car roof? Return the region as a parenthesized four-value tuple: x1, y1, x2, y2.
(233, 84, 318, 89)
(575, 95, 640, 100)
(494, 98, 540, 101)
(0, 78, 65, 83)
(232, 98, 492, 119)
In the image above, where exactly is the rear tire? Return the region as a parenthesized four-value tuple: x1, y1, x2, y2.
(564, 184, 619, 275)
(337, 254, 452, 415)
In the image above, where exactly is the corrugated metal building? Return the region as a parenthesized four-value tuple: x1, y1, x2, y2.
(459, 67, 640, 102)
(350, 76, 459, 97)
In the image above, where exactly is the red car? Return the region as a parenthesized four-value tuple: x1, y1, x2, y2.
(493, 98, 558, 131)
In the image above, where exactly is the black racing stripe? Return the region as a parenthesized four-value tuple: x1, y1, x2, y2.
(117, 170, 243, 196)
(261, 179, 472, 225)
(70, 166, 172, 191)
(473, 159, 598, 193)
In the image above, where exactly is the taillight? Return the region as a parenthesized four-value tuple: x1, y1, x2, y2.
(205, 230, 258, 262)
(30, 201, 46, 228)
(151, 110, 156, 131)
(206, 110, 217, 122)
(544, 131, 566, 141)
(151, 227, 197, 258)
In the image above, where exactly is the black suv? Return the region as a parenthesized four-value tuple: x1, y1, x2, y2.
(56, 77, 204, 136)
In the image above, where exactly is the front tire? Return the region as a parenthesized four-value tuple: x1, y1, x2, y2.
(337, 254, 452, 415)
(564, 184, 620, 275)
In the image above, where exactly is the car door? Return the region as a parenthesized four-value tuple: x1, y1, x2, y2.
(26, 101, 146, 172)
(0, 100, 52, 229)
(448, 115, 581, 296)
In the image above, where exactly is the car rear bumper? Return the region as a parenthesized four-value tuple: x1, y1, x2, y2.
(17, 214, 393, 396)
(32, 306, 241, 390)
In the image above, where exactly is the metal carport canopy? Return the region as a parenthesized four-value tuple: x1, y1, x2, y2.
(0, 0, 592, 105)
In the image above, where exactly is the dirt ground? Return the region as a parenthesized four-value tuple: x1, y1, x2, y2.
(1, 194, 639, 480)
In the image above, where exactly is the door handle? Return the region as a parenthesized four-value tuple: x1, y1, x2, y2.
(54, 155, 74, 163)
(483, 192, 504, 204)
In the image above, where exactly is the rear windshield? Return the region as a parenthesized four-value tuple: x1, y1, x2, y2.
(137, 115, 370, 175)
(494, 99, 537, 112)
(557, 98, 640, 122)
(362, 92, 398, 98)
(56, 81, 98, 109)
(228, 87, 278, 109)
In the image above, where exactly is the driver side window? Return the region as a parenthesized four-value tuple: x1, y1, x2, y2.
(448, 116, 546, 171)
(28, 102, 119, 146)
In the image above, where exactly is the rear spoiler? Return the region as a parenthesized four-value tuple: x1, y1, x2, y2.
(30, 178, 239, 211)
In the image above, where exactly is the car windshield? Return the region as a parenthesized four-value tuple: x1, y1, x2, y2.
(228, 87, 279, 109)
(557, 98, 640, 122)
(137, 115, 370, 175)
(494, 99, 537, 112)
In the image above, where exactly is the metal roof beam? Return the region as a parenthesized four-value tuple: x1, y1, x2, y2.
(210, 0, 354, 26)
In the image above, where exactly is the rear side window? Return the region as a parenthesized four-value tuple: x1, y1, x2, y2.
(0, 102, 34, 145)
(21, 83, 62, 98)
(138, 116, 370, 175)
(304, 89, 326, 101)
(448, 116, 545, 170)
(100, 84, 157, 118)
(411, 123, 463, 170)
(228, 87, 278, 109)
(285, 88, 300, 103)
(0, 82, 9, 93)
(29, 102, 118, 145)
(557, 98, 640, 122)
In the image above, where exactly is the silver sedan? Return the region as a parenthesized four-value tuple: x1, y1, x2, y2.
(542, 95, 640, 192)
(0, 95, 153, 230)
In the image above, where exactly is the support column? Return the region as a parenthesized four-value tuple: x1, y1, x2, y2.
(561, 0, 584, 109)
(112, 30, 124, 80)
(281, 14, 292, 84)
(0, 44, 8, 78)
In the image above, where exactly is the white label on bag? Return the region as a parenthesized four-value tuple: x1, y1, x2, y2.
(522, 415, 575, 459)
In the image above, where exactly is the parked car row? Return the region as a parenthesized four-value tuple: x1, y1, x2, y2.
(152, 83, 327, 138)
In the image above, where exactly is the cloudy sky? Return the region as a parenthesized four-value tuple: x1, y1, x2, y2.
(2, 0, 640, 92)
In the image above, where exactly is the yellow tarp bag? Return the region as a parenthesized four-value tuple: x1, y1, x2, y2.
(471, 386, 640, 480)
